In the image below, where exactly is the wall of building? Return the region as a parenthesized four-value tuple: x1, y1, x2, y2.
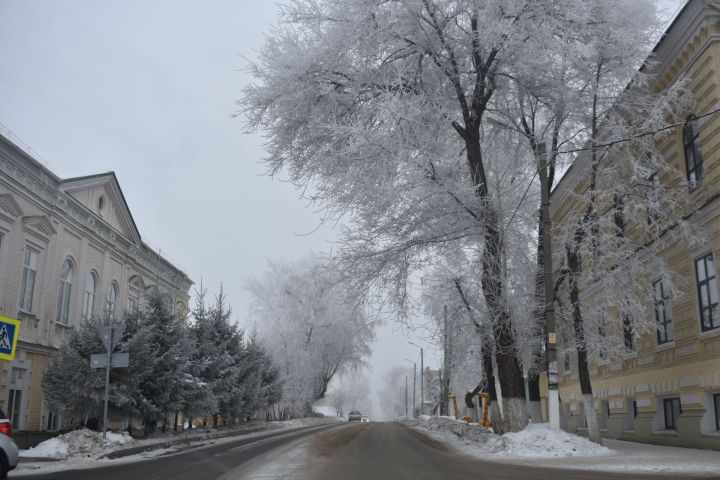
(549, 1, 720, 450)
(0, 134, 192, 434)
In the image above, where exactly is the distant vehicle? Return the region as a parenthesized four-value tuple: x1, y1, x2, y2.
(348, 411, 363, 422)
(360, 415, 370, 423)
(0, 409, 18, 480)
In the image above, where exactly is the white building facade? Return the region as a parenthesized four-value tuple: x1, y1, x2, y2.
(0, 132, 192, 433)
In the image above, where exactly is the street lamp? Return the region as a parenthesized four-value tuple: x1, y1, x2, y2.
(409, 341, 424, 416)
(405, 358, 416, 418)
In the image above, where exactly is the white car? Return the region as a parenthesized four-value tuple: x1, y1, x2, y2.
(0, 411, 18, 480)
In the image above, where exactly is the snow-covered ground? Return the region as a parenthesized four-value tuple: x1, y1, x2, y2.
(398, 416, 720, 475)
(20, 429, 134, 459)
(14, 417, 342, 477)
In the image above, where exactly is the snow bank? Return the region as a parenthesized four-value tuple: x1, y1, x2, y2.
(501, 423, 609, 457)
(397, 417, 610, 458)
(20, 429, 135, 459)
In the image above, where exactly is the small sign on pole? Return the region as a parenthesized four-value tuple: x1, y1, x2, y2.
(91, 352, 130, 369)
(0, 316, 21, 361)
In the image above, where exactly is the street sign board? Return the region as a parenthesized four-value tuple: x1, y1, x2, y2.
(0, 316, 21, 361)
(91, 352, 129, 369)
(96, 325, 125, 351)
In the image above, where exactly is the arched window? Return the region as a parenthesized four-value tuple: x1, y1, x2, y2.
(108, 282, 118, 319)
(683, 115, 703, 188)
(56, 259, 74, 325)
(83, 272, 97, 321)
(127, 278, 141, 314)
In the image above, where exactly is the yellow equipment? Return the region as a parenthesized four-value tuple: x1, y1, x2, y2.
(455, 392, 492, 428)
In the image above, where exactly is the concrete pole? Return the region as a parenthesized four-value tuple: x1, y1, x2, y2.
(405, 375, 408, 417)
(420, 347, 424, 416)
(102, 327, 113, 440)
(539, 142, 560, 429)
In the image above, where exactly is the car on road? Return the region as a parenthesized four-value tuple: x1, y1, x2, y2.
(0, 410, 18, 480)
(360, 415, 369, 423)
(348, 411, 364, 422)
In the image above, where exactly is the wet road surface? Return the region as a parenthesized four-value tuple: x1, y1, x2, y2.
(299, 422, 718, 480)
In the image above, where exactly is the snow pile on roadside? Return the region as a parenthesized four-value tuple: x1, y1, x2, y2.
(399, 416, 505, 452)
(20, 429, 135, 459)
(502, 423, 609, 457)
(398, 416, 610, 458)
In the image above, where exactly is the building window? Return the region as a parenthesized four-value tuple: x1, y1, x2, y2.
(56, 259, 73, 325)
(625, 399, 637, 431)
(623, 307, 635, 352)
(7, 389, 22, 429)
(646, 171, 661, 223)
(598, 312, 608, 360)
(714, 394, 720, 432)
(19, 246, 39, 312)
(613, 193, 625, 238)
(683, 115, 703, 189)
(127, 282, 140, 314)
(653, 279, 673, 344)
(663, 397, 681, 430)
(695, 252, 719, 332)
(46, 408, 60, 431)
(107, 282, 118, 319)
(83, 272, 97, 321)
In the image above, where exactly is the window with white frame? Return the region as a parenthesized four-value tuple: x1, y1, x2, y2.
(127, 281, 140, 314)
(625, 398, 637, 431)
(82, 272, 97, 321)
(653, 278, 673, 344)
(598, 312, 608, 360)
(695, 252, 718, 332)
(663, 397, 681, 430)
(19, 246, 39, 312)
(622, 310, 635, 352)
(683, 115, 703, 189)
(56, 259, 74, 325)
(107, 282, 118, 319)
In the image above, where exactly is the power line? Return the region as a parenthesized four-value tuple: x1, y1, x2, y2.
(552, 105, 720, 156)
(502, 104, 720, 233)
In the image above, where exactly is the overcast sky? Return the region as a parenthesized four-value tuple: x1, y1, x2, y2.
(0, 0, 686, 414)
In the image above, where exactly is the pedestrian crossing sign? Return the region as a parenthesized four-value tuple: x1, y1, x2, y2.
(0, 316, 20, 361)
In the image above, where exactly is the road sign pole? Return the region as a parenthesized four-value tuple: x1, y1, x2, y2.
(102, 327, 113, 440)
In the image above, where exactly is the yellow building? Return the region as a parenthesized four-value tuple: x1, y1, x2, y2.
(550, 0, 720, 450)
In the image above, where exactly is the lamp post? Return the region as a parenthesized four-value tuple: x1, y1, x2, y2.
(405, 358, 416, 417)
(409, 341, 424, 416)
(405, 375, 408, 417)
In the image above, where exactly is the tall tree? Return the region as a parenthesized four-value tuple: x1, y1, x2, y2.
(248, 255, 375, 418)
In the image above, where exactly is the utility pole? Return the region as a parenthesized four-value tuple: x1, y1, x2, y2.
(406, 358, 416, 417)
(405, 375, 408, 417)
(539, 142, 560, 429)
(420, 347, 424, 416)
(442, 305, 451, 416)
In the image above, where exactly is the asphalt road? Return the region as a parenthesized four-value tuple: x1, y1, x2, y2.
(300, 422, 719, 480)
(15, 422, 720, 480)
(15, 423, 342, 480)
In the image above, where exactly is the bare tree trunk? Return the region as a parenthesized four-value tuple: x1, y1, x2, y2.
(567, 243, 602, 444)
(482, 211, 527, 432)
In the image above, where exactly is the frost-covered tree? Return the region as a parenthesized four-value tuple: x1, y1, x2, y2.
(240, 0, 562, 432)
(248, 255, 375, 418)
(323, 374, 373, 418)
